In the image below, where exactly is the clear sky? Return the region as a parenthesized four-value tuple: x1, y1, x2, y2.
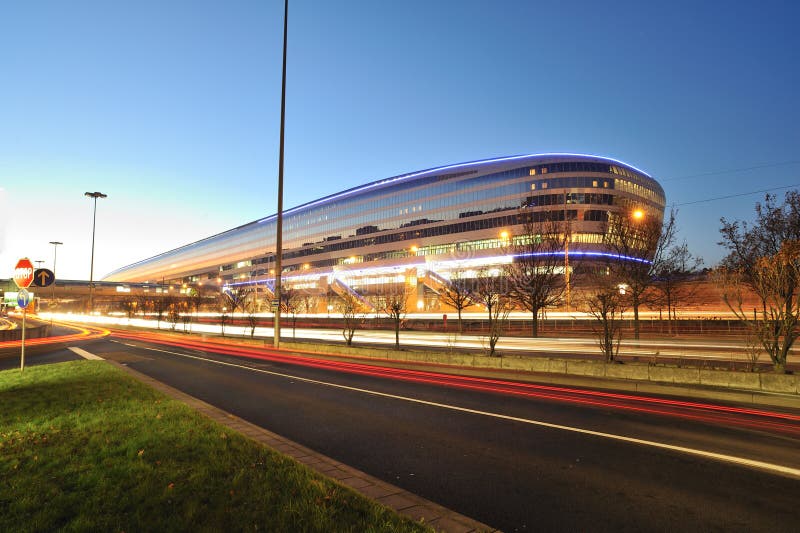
(1, 0, 799, 281)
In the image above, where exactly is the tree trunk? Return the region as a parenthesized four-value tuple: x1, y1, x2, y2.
(633, 296, 641, 340)
(394, 317, 400, 349)
(531, 307, 538, 337)
(666, 298, 673, 335)
(457, 307, 463, 333)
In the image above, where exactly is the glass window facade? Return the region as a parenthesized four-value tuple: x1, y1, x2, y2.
(103, 154, 665, 284)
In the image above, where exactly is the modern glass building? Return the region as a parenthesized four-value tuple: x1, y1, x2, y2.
(104, 154, 665, 311)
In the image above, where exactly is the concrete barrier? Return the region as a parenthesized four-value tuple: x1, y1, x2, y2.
(278, 340, 799, 396)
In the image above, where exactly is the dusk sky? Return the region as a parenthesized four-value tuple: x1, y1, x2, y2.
(1, 0, 798, 280)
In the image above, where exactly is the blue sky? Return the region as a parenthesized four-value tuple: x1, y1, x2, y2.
(1, 0, 799, 280)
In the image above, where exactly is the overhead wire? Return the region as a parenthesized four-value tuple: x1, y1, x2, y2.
(660, 160, 800, 207)
(672, 183, 800, 207)
(660, 160, 800, 182)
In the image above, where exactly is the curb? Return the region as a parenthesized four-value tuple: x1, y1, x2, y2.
(106, 360, 497, 533)
(268, 344, 800, 411)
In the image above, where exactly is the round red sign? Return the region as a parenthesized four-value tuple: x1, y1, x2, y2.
(13, 258, 35, 289)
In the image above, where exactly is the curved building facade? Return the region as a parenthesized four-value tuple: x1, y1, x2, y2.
(104, 154, 665, 310)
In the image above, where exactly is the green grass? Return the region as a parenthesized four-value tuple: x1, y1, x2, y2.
(0, 361, 430, 532)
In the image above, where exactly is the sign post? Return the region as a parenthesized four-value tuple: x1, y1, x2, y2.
(13, 258, 35, 372)
(17, 289, 31, 371)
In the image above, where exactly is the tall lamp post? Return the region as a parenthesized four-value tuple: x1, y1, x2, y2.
(273, 0, 288, 349)
(49, 241, 62, 314)
(85, 192, 107, 313)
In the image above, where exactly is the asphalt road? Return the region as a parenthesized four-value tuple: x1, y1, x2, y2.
(8, 334, 800, 532)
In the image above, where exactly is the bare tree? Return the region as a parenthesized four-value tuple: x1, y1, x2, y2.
(223, 286, 250, 314)
(472, 269, 512, 357)
(164, 294, 180, 331)
(505, 212, 568, 337)
(604, 207, 676, 339)
(372, 283, 412, 350)
(280, 286, 303, 339)
(652, 242, 703, 334)
(245, 297, 259, 339)
(153, 293, 169, 329)
(188, 287, 207, 314)
(134, 293, 151, 318)
(719, 192, 800, 373)
(338, 293, 364, 346)
(582, 269, 627, 362)
(120, 296, 137, 320)
(717, 239, 800, 373)
(435, 269, 475, 333)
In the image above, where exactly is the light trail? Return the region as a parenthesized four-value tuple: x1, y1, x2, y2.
(0, 318, 109, 349)
(101, 339, 800, 479)
(43, 312, 800, 362)
(109, 329, 800, 437)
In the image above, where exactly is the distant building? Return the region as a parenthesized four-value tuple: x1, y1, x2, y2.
(104, 154, 665, 312)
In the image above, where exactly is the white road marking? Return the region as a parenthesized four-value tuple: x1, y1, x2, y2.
(110, 339, 800, 479)
(68, 346, 104, 360)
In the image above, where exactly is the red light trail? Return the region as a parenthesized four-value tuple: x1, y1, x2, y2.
(109, 328, 800, 437)
(0, 319, 109, 349)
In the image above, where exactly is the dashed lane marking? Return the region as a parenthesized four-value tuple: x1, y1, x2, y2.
(68, 346, 104, 360)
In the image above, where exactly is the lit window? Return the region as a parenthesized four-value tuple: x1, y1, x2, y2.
(529, 168, 537, 176)
(592, 180, 598, 187)
(530, 183, 536, 190)
(542, 182, 548, 189)
(541, 167, 548, 174)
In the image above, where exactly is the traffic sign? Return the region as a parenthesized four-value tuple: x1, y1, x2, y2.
(13, 258, 35, 289)
(17, 289, 31, 308)
(32, 268, 55, 288)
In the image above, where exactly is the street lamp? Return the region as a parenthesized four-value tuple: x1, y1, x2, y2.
(273, 0, 289, 349)
(49, 241, 63, 307)
(85, 191, 107, 313)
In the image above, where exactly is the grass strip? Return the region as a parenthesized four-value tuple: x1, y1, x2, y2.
(0, 360, 430, 532)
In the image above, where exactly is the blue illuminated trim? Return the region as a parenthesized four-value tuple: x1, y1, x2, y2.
(256, 153, 653, 224)
(516, 251, 652, 264)
(220, 251, 649, 291)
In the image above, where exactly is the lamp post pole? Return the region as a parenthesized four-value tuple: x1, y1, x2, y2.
(564, 192, 571, 312)
(85, 192, 107, 314)
(49, 241, 62, 306)
(273, 0, 288, 349)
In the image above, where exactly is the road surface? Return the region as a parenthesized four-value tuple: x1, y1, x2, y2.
(9, 330, 794, 532)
